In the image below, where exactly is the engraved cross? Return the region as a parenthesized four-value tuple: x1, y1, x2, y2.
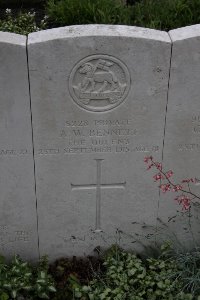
(71, 159, 126, 232)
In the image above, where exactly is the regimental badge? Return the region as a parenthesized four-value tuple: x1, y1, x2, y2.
(69, 55, 130, 112)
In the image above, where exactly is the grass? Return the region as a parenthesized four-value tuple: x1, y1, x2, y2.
(46, 0, 132, 27)
(45, 0, 200, 31)
(130, 0, 200, 31)
(1, 0, 200, 34)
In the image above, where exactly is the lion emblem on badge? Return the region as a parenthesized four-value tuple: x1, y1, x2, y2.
(69, 55, 130, 112)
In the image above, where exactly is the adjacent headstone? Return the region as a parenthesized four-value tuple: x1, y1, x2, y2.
(28, 25, 171, 260)
(159, 25, 200, 247)
(0, 32, 38, 260)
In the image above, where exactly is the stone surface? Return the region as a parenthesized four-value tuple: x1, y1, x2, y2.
(159, 25, 200, 248)
(0, 32, 38, 260)
(28, 25, 171, 260)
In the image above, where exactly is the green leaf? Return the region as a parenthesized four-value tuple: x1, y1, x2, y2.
(48, 285, 56, 292)
(11, 290, 17, 299)
(40, 271, 46, 279)
(36, 279, 46, 284)
(39, 292, 49, 299)
(0, 292, 9, 300)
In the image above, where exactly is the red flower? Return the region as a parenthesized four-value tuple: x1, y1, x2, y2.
(174, 195, 191, 210)
(160, 184, 171, 193)
(153, 173, 164, 181)
(172, 185, 182, 192)
(144, 156, 153, 163)
(183, 199, 191, 210)
(166, 170, 173, 178)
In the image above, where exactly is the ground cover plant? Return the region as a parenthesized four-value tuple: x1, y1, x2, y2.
(46, 0, 200, 30)
(46, 0, 131, 26)
(1, 0, 200, 34)
(0, 255, 56, 299)
(49, 255, 103, 300)
(0, 8, 47, 35)
(1, 243, 200, 299)
(130, 0, 200, 31)
(73, 244, 198, 300)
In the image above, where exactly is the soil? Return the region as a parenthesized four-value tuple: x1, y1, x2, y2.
(49, 255, 103, 284)
(49, 255, 104, 299)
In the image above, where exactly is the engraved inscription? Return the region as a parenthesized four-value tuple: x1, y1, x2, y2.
(38, 149, 60, 155)
(71, 159, 126, 232)
(177, 115, 200, 151)
(0, 149, 29, 156)
(69, 55, 130, 112)
(192, 115, 200, 134)
(178, 144, 200, 151)
(37, 118, 159, 155)
(0, 227, 31, 248)
(60, 118, 135, 153)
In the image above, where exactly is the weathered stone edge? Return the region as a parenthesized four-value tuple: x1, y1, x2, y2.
(1, 24, 200, 45)
(27, 24, 171, 44)
(169, 24, 200, 42)
(0, 31, 26, 45)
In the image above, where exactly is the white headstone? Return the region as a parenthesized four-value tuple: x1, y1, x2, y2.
(0, 32, 38, 260)
(28, 25, 171, 260)
(159, 25, 200, 247)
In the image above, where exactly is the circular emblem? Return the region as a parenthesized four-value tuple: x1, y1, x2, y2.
(69, 55, 130, 112)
